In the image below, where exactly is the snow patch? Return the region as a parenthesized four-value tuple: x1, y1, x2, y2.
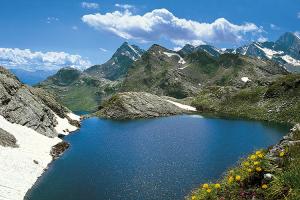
(54, 113, 78, 135)
(241, 77, 250, 83)
(253, 44, 283, 59)
(128, 44, 141, 58)
(281, 55, 300, 66)
(67, 113, 81, 121)
(165, 100, 197, 111)
(0, 115, 61, 200)
(163, 52, 186, 64)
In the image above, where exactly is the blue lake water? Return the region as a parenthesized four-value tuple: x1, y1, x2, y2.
(26, 115, 289, 200)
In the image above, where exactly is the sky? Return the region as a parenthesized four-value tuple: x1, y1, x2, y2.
(0, 0, 299, 71)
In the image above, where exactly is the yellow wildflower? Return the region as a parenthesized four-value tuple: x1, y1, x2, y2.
(254, 161, 260, 165)
(258, 153, 264, 158)
(192, 196, 196, 200)
(256, 167, 262, 172)
(255, 150, 262, 155)
(250, 154, 257, 160)
(247, 168, 252, 173)
(243, 161, 250, 167)
(261, 184, 268, 189)
(279, 152, 285, 157)
(214, 183, 221, 189)
(235, 175, 241, 181)
(202, 183, 209, 189)
(228, 176, 234, 184)
(206, 189, 212, 193)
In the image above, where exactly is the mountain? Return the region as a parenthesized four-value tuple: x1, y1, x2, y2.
(121, 44, 287, 99)
(235, 32, 300, 72)
(85, 42, 145, 80)
(0, 66, 80, 200)
(38, 67, 120, 112)
(179, 44, 222, 58)
(10, 69, 57, 85)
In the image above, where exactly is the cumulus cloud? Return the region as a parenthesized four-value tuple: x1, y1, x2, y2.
(0, 48, 91, 71)
(81, 2, 99, 9)
(82, 8, 263, 47)
(115, 3, 135, 10)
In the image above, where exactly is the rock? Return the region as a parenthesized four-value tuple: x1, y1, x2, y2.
(93, 92, 186, 119)
(0, 66, 77, 137)
(264, 173, 274, 181)
(0, 128, 18, 148)
(50, 141, 70, 160)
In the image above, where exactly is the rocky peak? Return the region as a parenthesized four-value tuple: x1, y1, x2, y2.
(112, 42, 144, 61)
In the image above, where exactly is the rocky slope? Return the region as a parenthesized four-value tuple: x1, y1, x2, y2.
(92, 92, 195, 120)
(121, 45, 287, 99)
(85, 42, 145, 80)
(0, 66, 80, 200)
(192, 74, 300, 124)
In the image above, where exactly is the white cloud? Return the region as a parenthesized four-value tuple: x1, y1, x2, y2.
(0, 48, 91, 71)
(81, 2, 99, 9)
(99, 48, 108, 52)
(270, 23, 280, 30)
(46, 17, 59, 24)
(115, 4, 135, 10)
(82, 8, 263, 47)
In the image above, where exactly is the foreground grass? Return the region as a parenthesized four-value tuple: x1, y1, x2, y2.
(187, 127, 300, 200)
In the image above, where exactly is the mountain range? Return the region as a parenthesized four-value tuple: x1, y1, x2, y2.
(37, 32, 299, 112)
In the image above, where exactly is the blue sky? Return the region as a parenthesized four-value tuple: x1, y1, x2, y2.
(0, 0, 299, 70)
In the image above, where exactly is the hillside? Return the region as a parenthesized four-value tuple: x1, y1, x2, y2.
(121, 45, 287, 99)
(0, 66, 80, 200)
(192, 74, 300, 124)
(37, 67, 120, 112)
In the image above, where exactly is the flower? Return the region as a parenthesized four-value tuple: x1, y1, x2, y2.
(228, 176, 234, 184)
(261, 184, 268, 189)
(192, 196, 196, 200)
(255, 151, 262, 155)
(206, 189, 212, 193)
(235, 175, 241, 181)
(243, 161, 250, 167)
(279, 152, 285, 157)
(250, 155, 257, 160)
(214, 183, 221, 189)
(254, 161, 260, 165)
(258, 153, 264, 158)
(247, 168, 252, 173)
(256, 167, 262, 172)
(202, 183, 209, 189)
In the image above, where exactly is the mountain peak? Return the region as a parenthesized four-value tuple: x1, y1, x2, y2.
(113, 42, 144, 61)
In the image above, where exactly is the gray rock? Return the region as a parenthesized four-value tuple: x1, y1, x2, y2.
(93, 92, 186, 119)
(0, 66, 77, 137)
(0, 128, 18, 148)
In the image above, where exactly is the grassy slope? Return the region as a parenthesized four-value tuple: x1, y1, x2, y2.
(191, 74, 300, 124)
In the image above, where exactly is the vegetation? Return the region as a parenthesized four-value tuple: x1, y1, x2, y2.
(187, 127, 300, 200)
(191, 74, 300, 124)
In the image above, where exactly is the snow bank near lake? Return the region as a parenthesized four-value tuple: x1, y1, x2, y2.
(0, 113, 80, 200)
(54, 113, 79, 135)
(165, 100, 197, 111)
